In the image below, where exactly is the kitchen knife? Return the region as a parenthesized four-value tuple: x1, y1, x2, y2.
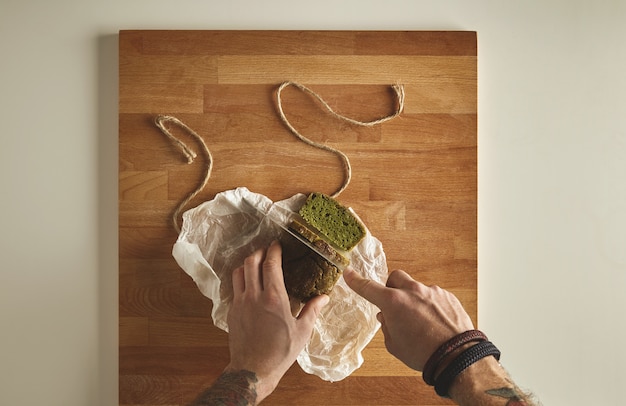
(241, 197, 349, 271)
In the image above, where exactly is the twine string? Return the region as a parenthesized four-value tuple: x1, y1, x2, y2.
(154, 81, 405, 233)
(275, 81, 404, 198)
(154, 115, 214, 234)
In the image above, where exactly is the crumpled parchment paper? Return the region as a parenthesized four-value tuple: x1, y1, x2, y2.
(172, 187, 388, 381)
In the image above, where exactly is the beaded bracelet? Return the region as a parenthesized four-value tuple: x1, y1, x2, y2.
(434, 340, 501, 398)
(422, 330, 488, 386)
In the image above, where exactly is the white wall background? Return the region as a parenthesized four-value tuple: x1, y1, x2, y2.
(1, 1, 625, 405)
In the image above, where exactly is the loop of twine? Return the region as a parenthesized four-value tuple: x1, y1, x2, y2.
(154, 81, 404, 234)
(275, 81, 405, 198)
(154, 115, 214, 233)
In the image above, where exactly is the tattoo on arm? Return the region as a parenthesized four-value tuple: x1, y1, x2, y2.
(189, 370, 259, 406)
(485, 387, 529, 405)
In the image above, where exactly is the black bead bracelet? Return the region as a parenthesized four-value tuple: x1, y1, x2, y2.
(434, 340, 501, 398)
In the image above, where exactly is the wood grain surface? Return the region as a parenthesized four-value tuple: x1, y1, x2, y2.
(119, 30, 476, 405)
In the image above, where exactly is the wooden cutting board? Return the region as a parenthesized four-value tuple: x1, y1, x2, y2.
(119, 30, 476, 405)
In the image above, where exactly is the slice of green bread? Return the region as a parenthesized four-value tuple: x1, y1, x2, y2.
(298, 192, 366, 251)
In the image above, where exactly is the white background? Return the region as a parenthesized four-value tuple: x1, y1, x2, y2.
(1, 1, 625, 405)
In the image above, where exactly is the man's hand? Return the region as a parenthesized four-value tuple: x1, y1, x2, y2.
(225, 240, 330, 403)
(343, 268, 473, 372)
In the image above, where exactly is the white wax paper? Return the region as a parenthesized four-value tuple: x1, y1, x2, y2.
(172, 187, 388, 381)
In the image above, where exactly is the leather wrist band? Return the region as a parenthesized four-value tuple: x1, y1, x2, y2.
(422, 330, 488, 386)
(434, 340, 501, 398)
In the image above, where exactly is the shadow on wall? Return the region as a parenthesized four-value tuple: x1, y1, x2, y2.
(97, 33, 119, 406)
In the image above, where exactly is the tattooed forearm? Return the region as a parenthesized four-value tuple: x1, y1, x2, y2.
(189, 370, 259, 406)
(486, 387, 533, 405)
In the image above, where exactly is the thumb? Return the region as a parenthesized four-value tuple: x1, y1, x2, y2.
(297, 294, 330, 326)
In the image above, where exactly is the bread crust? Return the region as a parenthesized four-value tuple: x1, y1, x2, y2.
(280, 230, 342, 302)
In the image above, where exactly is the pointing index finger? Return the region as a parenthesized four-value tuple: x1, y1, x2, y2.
(343, 268, 389, 308)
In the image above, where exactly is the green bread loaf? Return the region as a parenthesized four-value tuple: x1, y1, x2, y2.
(282, 254, 341, 302)
(280, 229, 342, 302)
(298, 192, 366, 251)
(280, 192, 366, 302)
